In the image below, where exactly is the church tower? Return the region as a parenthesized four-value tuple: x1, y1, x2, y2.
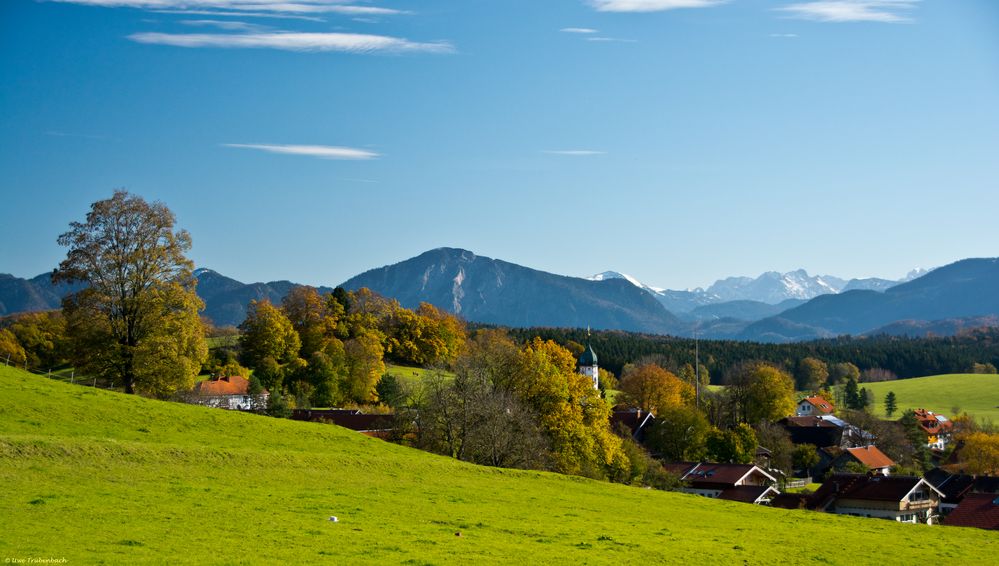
(578, 342, 599, 390)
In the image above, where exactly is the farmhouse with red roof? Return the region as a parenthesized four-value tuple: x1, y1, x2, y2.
(191, 375, 268, 411)
(833, 445, 896, 476)
(796, 395, 834, 417)
(913, 409, 954, 450)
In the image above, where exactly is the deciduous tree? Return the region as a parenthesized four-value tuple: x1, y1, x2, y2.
(239, 299, 301, 368)
(618, 363, 693, 414)
(795, 357, 828, 392)
(54, 191, 207, 395)
(8, 311, 68, 369)
(645, 405, 710, 462)
(0, 329, 27, 367)
(737, 363, 795, 424)
(959, 432, 999, 475)
(516, 338, 629, 479)
(828, 362, 860, 386)
(705, 424, 757, 464)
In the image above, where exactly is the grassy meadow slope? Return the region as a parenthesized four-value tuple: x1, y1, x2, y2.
(862, 373, 999, 422)
(2, 367, 997, 564)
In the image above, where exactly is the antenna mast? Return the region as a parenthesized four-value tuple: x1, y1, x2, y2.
(694, 330, 700, 409)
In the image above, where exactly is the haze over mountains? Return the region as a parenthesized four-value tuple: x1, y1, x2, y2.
(2, 249, 997, 343)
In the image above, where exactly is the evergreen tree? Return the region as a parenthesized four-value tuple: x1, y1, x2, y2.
(844, 377, 861, 410)
(884, 391, 898, 418)
(859, 387, 872, 411)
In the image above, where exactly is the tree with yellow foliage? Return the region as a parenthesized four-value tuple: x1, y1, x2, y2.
(516, 338, 629, 479)
(959, 432, 999, 475)
(618, 363, 694, 414)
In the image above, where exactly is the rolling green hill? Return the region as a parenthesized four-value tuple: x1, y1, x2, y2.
(2, 366, 997, 564)
(862, 373, 999, 422)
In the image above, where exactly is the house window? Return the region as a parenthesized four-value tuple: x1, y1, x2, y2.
(910, 490, 929, 502)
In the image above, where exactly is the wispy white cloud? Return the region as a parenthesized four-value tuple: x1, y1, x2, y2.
(542, 150, 606, 156)
(561, 27, 599, 34)
(588, 0, 728, 13)
(152, 9, 325, 22)
(769, 33, 799, 37)
(777, 1, 919, 23)
(51, 1, 407, 16)
(222, 143, 380, 160)
(129, 31, 454, 53)
(180, 19, 267, 31)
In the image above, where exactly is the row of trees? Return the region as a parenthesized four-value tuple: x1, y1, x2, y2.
(382, 330, 680, 485)
(234, 285, 468, 410)
(509, 327, 999, 383)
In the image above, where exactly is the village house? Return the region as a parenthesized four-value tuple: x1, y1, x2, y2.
(831, 445, 895, 475)
(190, 375, 268, 411)
(807, 473, 943, 524)
(913, 409, 954, 450)
(925, 467, 999, 516)
(796, 395, 834, 417)
(291, 408, 396, 438)
(944, 493, 999, 530)
(664, 462, 780, 504)
(610, 407, 656, 443)
(780, 414, 872, 450)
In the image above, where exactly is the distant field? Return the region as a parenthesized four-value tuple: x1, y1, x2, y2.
(205, 335, 239, 349)
(383, 363, 454, 388)
(2, 366, 997, 564)
(862, 373, 999, 423)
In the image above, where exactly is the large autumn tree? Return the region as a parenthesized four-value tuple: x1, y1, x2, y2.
(54, 191, 207, 397)
(618, 363, 694, 415)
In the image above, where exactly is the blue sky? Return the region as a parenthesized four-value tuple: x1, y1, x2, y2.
(1, 0, 997, 290)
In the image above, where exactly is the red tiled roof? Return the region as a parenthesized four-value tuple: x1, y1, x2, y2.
(844, 445, 895, 470)
(193, 375, 251, 396)
(913, 409, 953, 436)
(802, 396, 835, 414)
(945, 493, 999, 530)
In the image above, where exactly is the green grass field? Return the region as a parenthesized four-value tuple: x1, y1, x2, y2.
(861, 373, 999, 422)
(2, 366, 997, 564)
(383, 363, 449, 383)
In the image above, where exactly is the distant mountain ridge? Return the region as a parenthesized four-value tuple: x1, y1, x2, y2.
(738, 258, 999, 342)
(2, 253, 997, 343)
(193, 268, 335, 327)
(341, 248, 684, 334)
(588, 268, 918, 315)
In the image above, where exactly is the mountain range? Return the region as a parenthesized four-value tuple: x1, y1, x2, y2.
(340, 248, 681, 334)
(587, 268, 924, 318)
(2, 250, 997, 342)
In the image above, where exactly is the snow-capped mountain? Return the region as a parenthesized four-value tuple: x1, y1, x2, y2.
(590, 268, 914, 314)
(587, 271, 665, 294)
(706, 270, 844, 303)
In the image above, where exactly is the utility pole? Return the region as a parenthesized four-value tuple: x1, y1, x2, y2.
(694, 330, 700, 410)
